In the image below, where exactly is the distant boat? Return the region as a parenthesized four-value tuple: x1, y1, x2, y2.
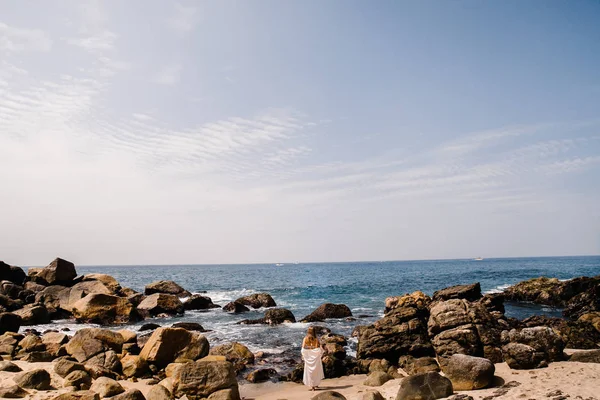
(474, 257, 484, 261)
(275, 263, 284, 266)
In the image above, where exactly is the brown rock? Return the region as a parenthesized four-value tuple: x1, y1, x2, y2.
(210, 342, 254, 368)
(118, 330, 138, 343)
(14, 368, 52, 390)
(13, 304, 50, 325)
(361, 391, 385, 400)
(65, 328, 124, 363)
(55, 359, 86, 378)
(0, 385, 29, 398)
(146, 385, 174, 400)
(71, 294, 137, 324)
(42, 332, 69, 356)
(61, 281, 114, 312)
(110, 389, 146, 400)
(312, 392, 347, 400)
(139, 327, 209, 368)
(34, 258, 77, 285)
(52, 391, 100, 400)
(82, 274, 121, 292)
(442, 354, 494, 390)
(121, 354, 149, 378)
(395, 372, 453, 400)
(86, 350, 122, 371)
(569, 349, 600, 363)
(233, 293, 276, 309)
(183, 295, 220, 310)
(63, 370, 92, 389)
(384, 291, 431, 314)
(137, 294, 184, 317)
(301, 303, 352, 322)
(145, 281, 191, 298)
(398, 356, 440, 375)
(245, 368, 277, 383)
(18, 334, 45, 352)
(432, 283, 482, 302)
(0, 312, 21, 334)
(222, 302, 249, 313)
(89, 377, 125, 397)
(172, 360, 239, 400)
(363, 371, 392, 386)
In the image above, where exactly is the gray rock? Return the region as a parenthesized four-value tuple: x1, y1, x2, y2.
(395, 372, 453, 400)
(442, 354, 495, 390)
(363, 371, 392, 386)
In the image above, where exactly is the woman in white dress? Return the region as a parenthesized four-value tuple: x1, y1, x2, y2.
(301, 326, 325, 391)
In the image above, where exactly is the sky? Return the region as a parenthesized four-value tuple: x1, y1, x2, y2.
(1, 1, 599, 266)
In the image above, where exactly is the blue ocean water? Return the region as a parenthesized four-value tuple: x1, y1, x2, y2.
(22, 256, 600, 371)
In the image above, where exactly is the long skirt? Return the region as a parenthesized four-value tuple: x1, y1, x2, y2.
(301, 347, 324, 387)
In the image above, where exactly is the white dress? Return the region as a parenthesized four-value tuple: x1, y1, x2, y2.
(301, 346, 324, 387)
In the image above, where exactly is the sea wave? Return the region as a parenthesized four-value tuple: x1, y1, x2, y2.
(484, 283, 512, 294)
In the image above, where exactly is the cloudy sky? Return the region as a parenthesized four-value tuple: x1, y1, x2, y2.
(1, 1, 599, 266)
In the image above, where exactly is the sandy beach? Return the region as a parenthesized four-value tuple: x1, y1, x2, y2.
(2, 356, 599, 400)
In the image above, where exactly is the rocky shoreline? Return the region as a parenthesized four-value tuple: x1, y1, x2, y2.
(1, 257, 599, 400)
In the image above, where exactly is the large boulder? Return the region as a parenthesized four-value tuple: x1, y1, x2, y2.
(63, 370, 92, 389)
(65, 328, 124, 363)
(502, 343, 547, 369)
(42, 332, 70, 356)
(0, 262, 26, 285)
(301, 303, 352, 322)
(146, 385, 174, 400)
(395, 372, 453, 400)
(172, 360, 240, 400)
(0, 312, 21, 334)
(121, 354, 149, 378)
(183, 294, 220, 310)
(71, 294, 138, 324)
(0, 361, 22, 372)
(110, 389, 146, 400)
(89, 377, 125, 397)
(312, 392, 347, 400)
(13, 304, 50, 325)
(398, 355, 440, 375)
(357, 292, 434, 362)
(233, 293, 276, 309)
(385, 291, 431, 314)
(145, 281, 191, 298)
(52, 392, 100, 400)
(238, 308, 296, 325)
(32, 258, 77, 285)
(139, 327, 209, 368)
(564, 282, 600, 319)
(245, 368, 277, 383)
(86, 350, 122, 372)
(55, 359, 86, 378)
(0, 385, 29, 398)
(362, 391, 385, 400)
(35, 285, 70, 318)
(569, 349, 600, 363)
(61, 281, 115, 312)
(441, 354, 494, 390)
(82, 274, 121, 292)
(432, 283, 482, 302)
(222, 302, 249, 313)
(504, 276, 600, 307)
(521, 315, 600, 349)
(363, 371, 392, 386)
(504, 326, 565, 361)
(14, 368, 52, 390)
(210, 342, 254, 371)
(137, 294, 184, 317)
(18, 334, 45, 352)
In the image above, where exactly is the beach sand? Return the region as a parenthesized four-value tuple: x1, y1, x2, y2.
(2, 358, 599, 400)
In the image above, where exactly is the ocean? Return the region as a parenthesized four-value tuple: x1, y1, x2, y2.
(21, 256, 600, 373)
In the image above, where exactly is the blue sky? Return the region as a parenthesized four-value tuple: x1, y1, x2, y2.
(1, 1, 599, 265)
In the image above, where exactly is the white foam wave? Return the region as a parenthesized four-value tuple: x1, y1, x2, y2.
(204, 288, 256, 304)
(484, 284, 512, 294)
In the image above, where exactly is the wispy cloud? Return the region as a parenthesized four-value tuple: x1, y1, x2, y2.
(0, 22, 52, 52)
(154, 64, 182, 85)
(168, 3, 199, 35)
(67, 30, 117, 52)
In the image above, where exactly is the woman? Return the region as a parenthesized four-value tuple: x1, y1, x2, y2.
(301, 326, 325, 391)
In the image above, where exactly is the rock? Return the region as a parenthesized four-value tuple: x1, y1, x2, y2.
(172, 360, 239, 400)
(364, 371, 392, 386)
(183, 295, 220, 310)
(0, 262, 27, 285)
(64, 370, 92, 389)
(0, 385, 29, 398)
(395, 372, 453, 400)
(14, 368, 52, 390)
(385, 291, 431, 314)
(110, 389, 146, 400)
(233, 293, 276, 309)
(210, 342, 254, 370)
(564, 282, 600, 319)
(139, 323, 161, 332)
(311, 392, 347, 400)
(222, 302, 249, 313)
(13, 304, 50, 325)
(398, 356, 440, 375)
(502, 342, 547, 369)
(86, 350, 122, 371)
(21, 351, 54, 362)
(65, 328, 124, 363)
(245, 368, 277, 383)
(121, 354, 149, 378)
(117, 330, 138, 343)
(357, 292, 434, 362)
(145, 281, 191, 298)
(0, 312, 21, 334)
(24, 281, 46, 294)
(84, 364, 118, 380)
(82, 274, 121, 292)
(61, 281, 115, 312)
(34, 258, 77, 285)
(71, 294, 138, 324)
(504, 276, 600, 308)
(301, 303, 352, 322)
(362, 391, 385, 400)
(0, 294, 21, 312)
(521, 315, 600, 349)
(171, 322, 205, 332)
(139, 327, 209, 368)
(442, 354, 494, 390)
(42, 332, 69, 356)
(35, 285, 70, 318)
(263, 308, 296, 324)
(505, 326, 565, 362)
(568, 349, 600, 363)
(18, 334, 45, 352)
(579, 312, 600, 333)
(146, 385, 174, 400)
(128, 293, 145, 307)
(0, 360, 21, 372)
(137, 294, 184, 317)
(52, 391, 100, 400)
(432, 283, 482, 302)
(55, 359, 86, 378)
(89, 377, 125, 397)
(0, 282, 22, 299)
